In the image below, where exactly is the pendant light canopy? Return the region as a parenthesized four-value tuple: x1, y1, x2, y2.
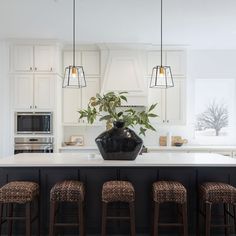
(150, 0, 174, 89)
(63, 0, 86, 88)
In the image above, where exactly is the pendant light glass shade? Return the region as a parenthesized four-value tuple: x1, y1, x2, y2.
(63, 0, 86, 89)
(150, 66, 174, 88)
(63, 66, 86, 88)
(149, 0, 174, 89)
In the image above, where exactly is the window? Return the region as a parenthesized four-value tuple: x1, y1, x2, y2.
(194, 79, 236, 143)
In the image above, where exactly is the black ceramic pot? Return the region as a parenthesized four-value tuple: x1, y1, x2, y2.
(95, 120, 143, 160)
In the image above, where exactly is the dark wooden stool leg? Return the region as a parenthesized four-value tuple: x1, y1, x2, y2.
(79, 201, 84, 236)
(153, 202, 159, 236)
(181, 203, 188, 236)
(205, 202, 212, 236)
(101, 202, 107, 236)
(49, 201, 56, 236)
(0, 203, 3, 235)
(129, 202, 136, 236)
(234, 204, 236, 234)
(25, 202, 31, 236)
(224, 203, 230, 236)
(8, 203, 13, 236)
(177, 204, 183, 236)
(37, 196, 40, 236)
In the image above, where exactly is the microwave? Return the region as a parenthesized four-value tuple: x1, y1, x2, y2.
(15, 112, 53, 134)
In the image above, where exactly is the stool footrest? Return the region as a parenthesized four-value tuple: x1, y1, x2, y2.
(54, 223, 80, 227)
(106, 216, 130, 220)
(158, 223, 184, 227)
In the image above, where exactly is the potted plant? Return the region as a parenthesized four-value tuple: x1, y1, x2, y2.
(79, 92, 158, 160)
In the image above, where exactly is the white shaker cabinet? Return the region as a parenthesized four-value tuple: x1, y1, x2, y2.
(62, 79, 100, 124)
(34, 46, 55, 72)
(14, 74, 55, 110)
(11, 45, 56, 72)
(165, 79, 185, 125)
(13, 74, 34, 109)
(34, 75, 55, 110)
(63, 88, 81, 124)
(63, 50, 100, 76)
(62, 49, 101, 125)
(12, 45, 34, 72)
(148, 78, 185, 125)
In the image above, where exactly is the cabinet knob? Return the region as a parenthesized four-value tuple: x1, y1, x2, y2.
(30, 105, 32, 109)
(30, 67, 32, 71)
(163, 120, 165, 123)
(35, 67, 37, 71)
(50, 67, 53, 71)
(35, 105, 37, 109)
(167, 120, 169, 123)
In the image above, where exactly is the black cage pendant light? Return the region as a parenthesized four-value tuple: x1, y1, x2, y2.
(63, 0, 86, 88)
(150, 0, 174, 89)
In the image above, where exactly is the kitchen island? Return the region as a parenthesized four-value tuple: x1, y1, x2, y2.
(0, 152, 236, 235)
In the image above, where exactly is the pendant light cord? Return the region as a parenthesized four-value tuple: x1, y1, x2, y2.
(160, 0, 163, 66)
(73, 0, 76, 67)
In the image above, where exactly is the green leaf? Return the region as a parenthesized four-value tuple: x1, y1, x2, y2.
(148, 103, 157, 112)
(120, 95, 127, 102)
(148, 113, 158, 117)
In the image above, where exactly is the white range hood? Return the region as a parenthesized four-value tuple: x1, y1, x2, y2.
(100, 45, 148, 106)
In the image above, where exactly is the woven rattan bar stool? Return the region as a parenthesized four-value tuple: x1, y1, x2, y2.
(199, 182, 236, 236)
(0, 181, 40, 236)
(152, 181, 188, 236)
(49, 180, 85, 236)
(101, 180, 136, 236)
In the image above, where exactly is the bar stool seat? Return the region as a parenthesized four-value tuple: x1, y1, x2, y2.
(199, 182, 236, 236)
(152, 181, 188, 236)
(153, 181, 187, 203)
(200, 182, 236, 203)
(0, 181, 40, 236)
(0, 181, 39, 204)
(50, 180, 85, 202)
(102, 180, 135, 203)
(49, 180, 85, 236)
(101, 180, 136, 236)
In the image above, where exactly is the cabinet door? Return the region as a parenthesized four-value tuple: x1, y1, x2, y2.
(147, 51, 166, 76)
(81, 79, 100, 109)
(82, 51, 100, 76)
(34, 46, 55, 72)
(62, 89, 81, 124)
(165, 79, 185, 125)
(34, 75, 55, 110)
(14, 75, 34, 109)
(166, 51, 186, 76)
(148, 83, 165, 123)
(12, 45, 33, 72)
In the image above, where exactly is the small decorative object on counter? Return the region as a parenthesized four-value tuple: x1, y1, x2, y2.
(66, 135, 84, 146)
(78, 92, 158, 160)
(159, 136, 188, 146)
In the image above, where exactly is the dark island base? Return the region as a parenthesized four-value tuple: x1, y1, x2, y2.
(0, 167, 235, 235)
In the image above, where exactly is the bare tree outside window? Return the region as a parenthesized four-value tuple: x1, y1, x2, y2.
(195, 101, 228, 136)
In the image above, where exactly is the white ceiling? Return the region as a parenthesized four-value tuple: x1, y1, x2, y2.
(0, 0, 236, 49)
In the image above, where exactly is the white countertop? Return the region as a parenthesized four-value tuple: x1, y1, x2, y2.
(1, 152, 236, 167)
(59, 145, 236, 151)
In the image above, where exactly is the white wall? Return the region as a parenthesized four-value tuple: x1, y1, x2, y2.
(0, 41, 11, 157)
